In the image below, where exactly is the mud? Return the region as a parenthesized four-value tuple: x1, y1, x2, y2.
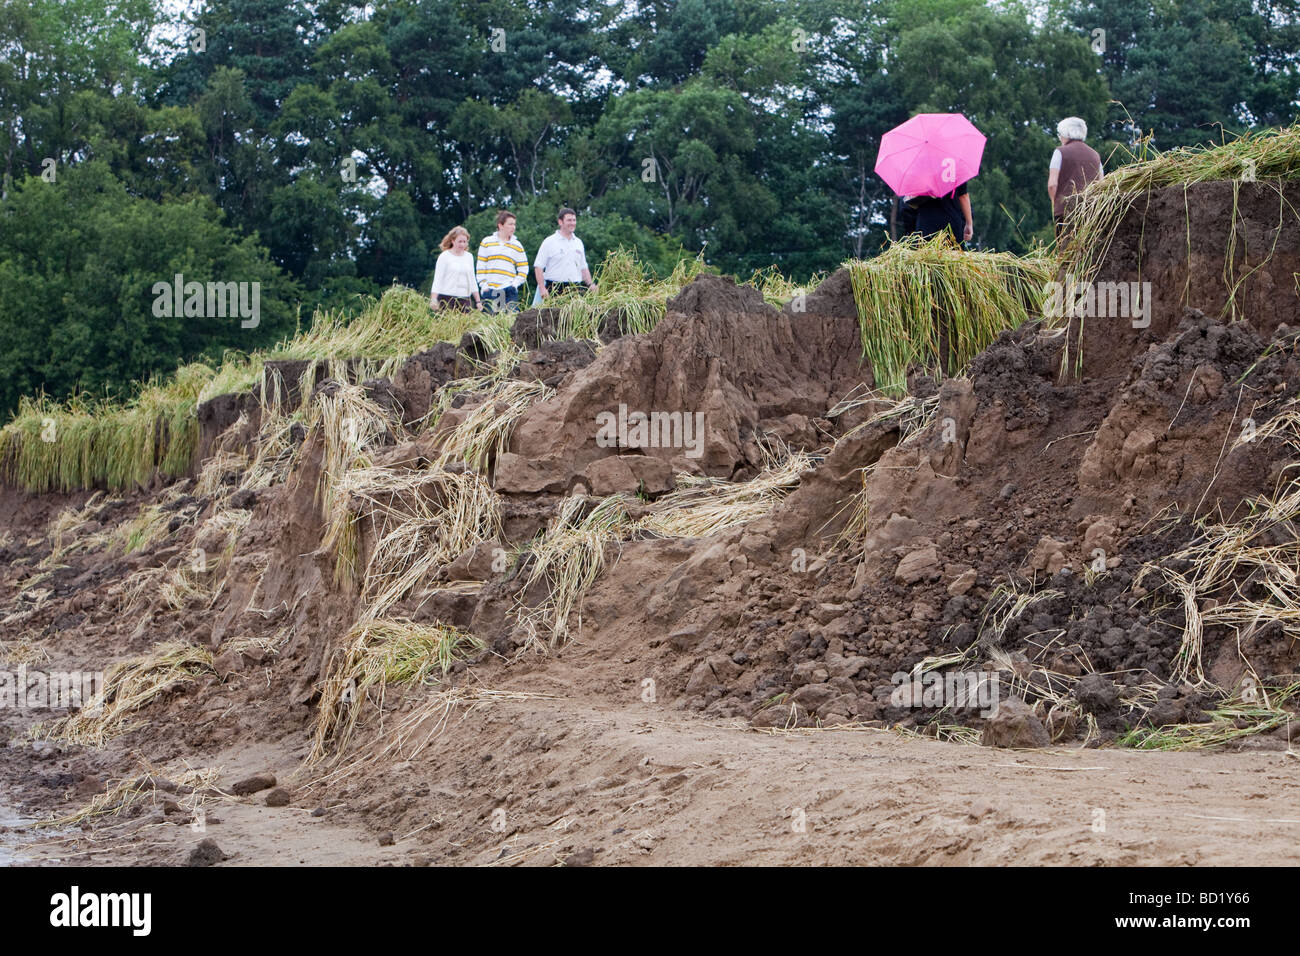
(3, 180, 1300, 866)
(1069, 179, 1300, 382)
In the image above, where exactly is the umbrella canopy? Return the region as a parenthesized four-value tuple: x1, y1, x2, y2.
(875, 113, 986, 198)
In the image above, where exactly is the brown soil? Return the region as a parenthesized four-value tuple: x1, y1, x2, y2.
(3, 180, 1300, 866)
(1068, 180, 1300, 381)
(9, 706, 1299, 866)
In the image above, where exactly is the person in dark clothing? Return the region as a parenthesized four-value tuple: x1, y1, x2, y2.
(896, 196, 920, 238)
(914, 181, 973, 243)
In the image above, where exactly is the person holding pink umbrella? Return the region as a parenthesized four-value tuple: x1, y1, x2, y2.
(876, 113, 984, 246)
(914, 183, 973, 243)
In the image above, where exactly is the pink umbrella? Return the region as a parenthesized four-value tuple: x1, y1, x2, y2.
(875, 113, 986, 197)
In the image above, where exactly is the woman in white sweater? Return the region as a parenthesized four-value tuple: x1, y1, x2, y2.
(430, 226, 482, 311)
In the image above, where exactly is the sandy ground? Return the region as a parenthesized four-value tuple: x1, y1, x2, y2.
(6, 697, 1297, 867)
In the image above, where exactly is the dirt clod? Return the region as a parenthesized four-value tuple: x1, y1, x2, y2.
(230, 773, 276, 796)
(186, 838, 226, 867)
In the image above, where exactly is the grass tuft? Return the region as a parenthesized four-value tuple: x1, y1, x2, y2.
(42, 642, 214, 747)
(846, 235, 1053, 395)
(548, 248, 712, 341)
(309, 617, 483, 764)
(514, 495, 633, 651)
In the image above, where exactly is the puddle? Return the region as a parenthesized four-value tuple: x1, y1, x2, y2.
(0, 798, 71, 866)
(0, 801, 36, 866)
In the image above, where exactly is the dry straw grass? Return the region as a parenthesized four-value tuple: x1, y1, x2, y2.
(39, 492, 108, 568)
(284, 286, 497, 365)
(1137, 408, 1300, 685)
(308, 381, 395, 511)
(111, 504, 173, 555)
(322, 464, 501, 605)
(504, 447, 817, 652)
(305, 367, 545, 765)
(1082, 400, 1300, 747)
(222, 396, 313, 496)
(841, 390, 943, 444)
(42, 642, 214, 747)
(433, 378, 552, 473)
(309, 617, 484, 764)
(194, 448, 248, 499)
(977, 583, 1064, 648)
(49, 493, 189, 587)
(0, 250, 785, 494)
(1060, 124, 1300, 286)
(636, 449, 815, 539)
(0, 635, 52, 667)
(36, 763, 222, 828)
(750, 264, 826, 308)
(513, 495, 633, 651)
(157, 508, 252, 610)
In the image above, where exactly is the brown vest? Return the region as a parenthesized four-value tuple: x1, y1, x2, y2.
(1054, 139, 1102, 218)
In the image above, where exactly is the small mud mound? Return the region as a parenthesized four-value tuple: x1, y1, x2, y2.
(512, 306, 625, 348)
(495, 273, 869, 494)
(663, 273, 771, 315)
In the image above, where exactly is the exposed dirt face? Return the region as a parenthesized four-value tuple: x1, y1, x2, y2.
(384, 250, 1300, 742)
(495, 275, 870, 494)
(455, 239, 1300, 739)
(1069, 180, 1300, 382)
(5, 182, 1300, 866)
(196, 392, 260, 462)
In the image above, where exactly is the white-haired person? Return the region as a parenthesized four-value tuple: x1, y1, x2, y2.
(1048, 116, 1103, 239)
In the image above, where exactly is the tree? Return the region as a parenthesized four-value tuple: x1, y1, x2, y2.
(0, 162, 297, 414)
(0, 0, 160, 191)
(160, 0, 315, 128)
(1064, 0, 1263, 148)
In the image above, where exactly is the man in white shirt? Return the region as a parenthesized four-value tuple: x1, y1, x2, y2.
(534, 208, 597, 300)
(476, 210, 529, 313)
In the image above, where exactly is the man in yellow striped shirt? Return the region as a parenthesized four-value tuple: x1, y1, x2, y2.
(476, 210, 529, 313)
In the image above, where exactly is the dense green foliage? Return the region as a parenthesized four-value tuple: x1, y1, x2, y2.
(0, 162, 296, 414)
(2, 0, 1298, 414)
